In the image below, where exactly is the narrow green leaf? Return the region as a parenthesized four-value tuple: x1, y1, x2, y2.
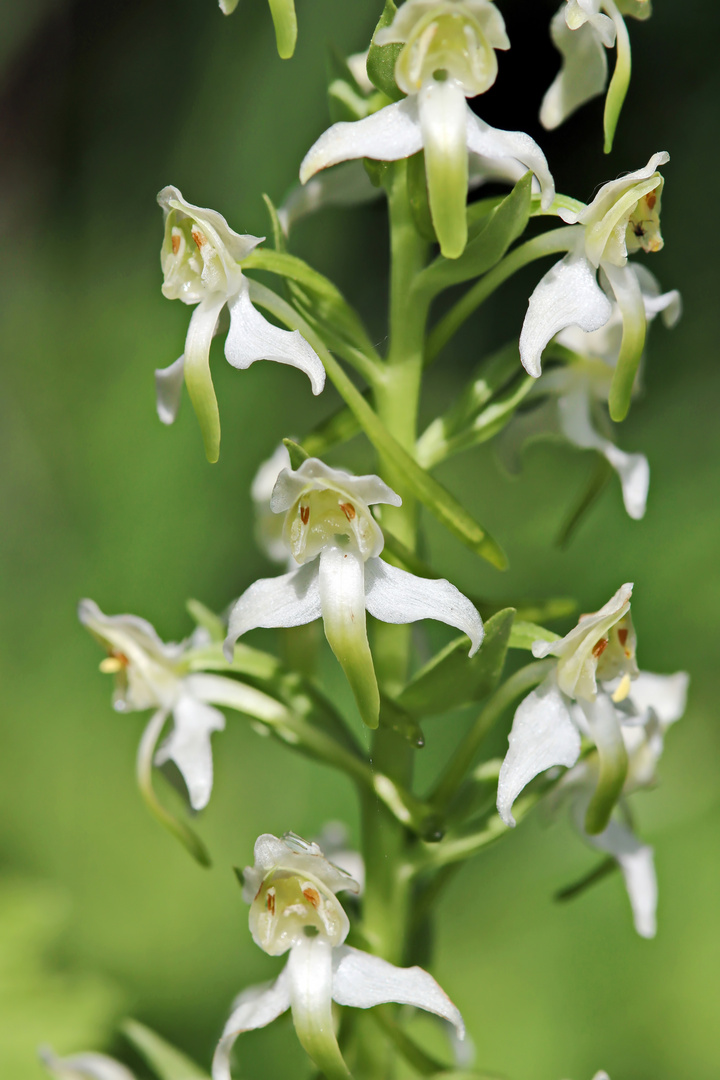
(397, 608, 515, 717)
(122, 1019, 210, 1080)
(242, 249, 377, 359)
(262, 193, 287, 254)
(556, 456, 613, 549)
(554, 856, 618, 903)
(366, 0, 404, 101)
(247, 280, 508, 570)
(283, 437, 309, 470)
(379, 695, 425, 747)
(508, 620, 560, 651)
(416, 173, 532, 295)
(185, 599, 225, 643)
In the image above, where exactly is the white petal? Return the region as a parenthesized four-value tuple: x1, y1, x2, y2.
(183, 293, 227, 463)
(287, 936, 351, 1079)
(603, 262, 648, 421)
(578, 694, 629, 834)
(155, 354, 186, 425)
(332, 945, 465, 1038)
(556, 388, 649, 519)
(465, 113, 555, 211)
(364, 558, 484, 656)
(212, 969, 292, 1080)
(225, 279, 325, 396)
(519, 253, 613, 377)
(39, 1048, 136, 1080)
(158, 185, 263, 264)
(224, 562, 322, 659)
(319, 546, 379, 728)
(540, 7, 609, 130)
(629, 671, 689, 727)
(154, 694, 225, 811)
(278, 161, 380, 233)
(419, 78, 469, 259)
(299, 99, 424, 184)
(271, 458, 401, 514)
(585, 816, 657, 938)
(497, 675, 581, 827)
(186, 672, 288, 724)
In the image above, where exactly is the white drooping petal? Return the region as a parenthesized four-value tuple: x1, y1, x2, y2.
(584, 815, 657, 938)
(319, 546, 379, 728)
(154, 694, 225, 811)
(519, 253, 613, 377)
(565, 0, 616, 45)
(497, 674, 582, 827)
(364, 558, 484, 656)
(540, 5, 610, 129)
(212, 969, 292, 1080)
(225, 279, 325, 396)
(300, 99, 424, 184)
(224, 562, 322, 658)
(39, 1048, 136, 1080)
(278, 161, 381, 233)
(465, 112, 555, 211)
(183, 292, 228, 463)
(629, 671, 689, 728)
(557, 388, 649, 519)
(286, 936, 347, 1077)
(155, 354, 186, 425)
(578, 693, 629, 834)
(332, 945, 465, 1037)
(418, 77, 470, 259)
(602, 262, 648, 421)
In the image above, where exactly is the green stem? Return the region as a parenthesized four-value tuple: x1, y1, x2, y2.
(430, 661, 553, 813)
(425, 227, 581, 365)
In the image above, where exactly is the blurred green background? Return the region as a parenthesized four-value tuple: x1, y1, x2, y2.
(1, 0, 719, 1077)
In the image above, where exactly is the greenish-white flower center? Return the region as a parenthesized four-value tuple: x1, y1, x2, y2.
(250, 871, 347, 955)
(161, 211, 237, 303)
(395, 10, 498, 96)
(284, 488, 382, 564)
(625, 188, 664, 256)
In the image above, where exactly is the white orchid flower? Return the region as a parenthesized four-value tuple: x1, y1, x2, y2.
(300, 0, 554, 259)
(541, 0, 651, 149)
(155, 186, 325, 463)
(251, 442, 293, 564)
(40, 1047, 136, 1080)
(520, 152, 668, 421)
(497, 583, 640, 834)
(213, 833, 464, 1080)
(500, 264, 680, 519)
(224, 458, 484, 727)
(79, 599, 287, 814)
(558, 668, 688, 937)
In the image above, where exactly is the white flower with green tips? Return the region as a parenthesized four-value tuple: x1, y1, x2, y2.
(497, 583, 640, 834)
(520, 152, 668, 421)
(541, 0, 651, 151)
(155, 186, 324, 463)
(79, 599, 288, 825)
(300, 0, 554, 259)
(212, 832, 464, 1080)
(218, 0, 297, 60)
(559, 668, 688, 937)
(501, 264, 680, 519)
(224, 458, 483, 728)
(40, 1047, 136, 1080)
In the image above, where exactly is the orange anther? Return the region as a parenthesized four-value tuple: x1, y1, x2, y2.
(171, 234, 181, 255)
(300, 505, 310, 525)
(592, 637, 609, 659)
(340, 502, 356, 521)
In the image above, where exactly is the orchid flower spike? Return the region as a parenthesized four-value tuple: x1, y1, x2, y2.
(79, 599, 288, 858)
(40, 1046, 136, 1080)
(520, 152, 669, 421)
(224, 458, 484, 727)
(300, 0, 554, 259)
(555, 668, 688, 937)
(155, 186, 324, 463)
(218, 0, 298, 60)
(213, 833, 464, 1080)
(541, 0, 651, 152)
(500, 263, 680, 519)
(497, 583, 642, 835)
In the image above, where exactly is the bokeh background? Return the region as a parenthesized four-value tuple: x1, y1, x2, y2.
(1, 0, 719, 1077)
